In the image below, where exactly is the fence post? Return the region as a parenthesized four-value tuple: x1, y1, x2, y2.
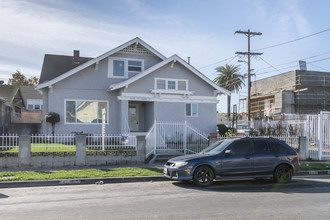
(154, 120, 157, 155)
(136, 135, 146, 162)
(75, 134, 86, 166)
(19, 135, 31, 167)
(298, 136, 307, 160)
(318, 113, 323, 160)
(184, 121, 187, 154)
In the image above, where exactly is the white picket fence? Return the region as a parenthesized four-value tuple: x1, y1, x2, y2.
(0, 134, 19, 151)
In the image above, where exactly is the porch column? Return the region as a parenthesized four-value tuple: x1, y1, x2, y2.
(120, 100, 129, 132)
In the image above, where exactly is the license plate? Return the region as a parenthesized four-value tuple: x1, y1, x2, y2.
(163, 167, 168, 174)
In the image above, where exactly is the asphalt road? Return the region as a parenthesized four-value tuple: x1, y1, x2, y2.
(1, 175, 330, 220)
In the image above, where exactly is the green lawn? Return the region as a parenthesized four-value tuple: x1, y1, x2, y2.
(300, 163, 330, 171)
(0, 167, 163, 182)
(1, 144, 135, 152)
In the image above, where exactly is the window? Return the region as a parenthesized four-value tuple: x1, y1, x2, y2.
(186, 103, 198, 117)
(167, 81, 176, 90)
(227, 140, 252, 155)
(113, 60, 125, 77)
(128, 60, 142, 72)
(65, 100, 108, 124)
(155, 78, 188, 91)
(253, 140, 278, 154)
(27, 99, 43, 110)
(108, 58, 144, 78)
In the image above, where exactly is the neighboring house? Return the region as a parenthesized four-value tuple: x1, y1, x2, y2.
(0, 85, 25, 133)
(36, 37, 230, 135)
(250, 70, 330, 119)
(20, 86, 43, 123)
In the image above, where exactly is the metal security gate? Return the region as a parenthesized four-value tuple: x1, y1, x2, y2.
(145, 121, 209, 157)
(306, 111, 330, 160)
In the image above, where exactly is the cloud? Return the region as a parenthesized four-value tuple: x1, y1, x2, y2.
(0, 0, 240, 82)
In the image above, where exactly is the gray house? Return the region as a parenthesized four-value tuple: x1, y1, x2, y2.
(36, 38, 229, 135)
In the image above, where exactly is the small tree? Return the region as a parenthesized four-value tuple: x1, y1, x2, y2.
(45, 112, 60, 135)
(8, 71, 39, 86)
(217, 124, 229, 136)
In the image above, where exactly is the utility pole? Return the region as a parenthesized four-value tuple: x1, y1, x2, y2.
(235, 29, 262, 128)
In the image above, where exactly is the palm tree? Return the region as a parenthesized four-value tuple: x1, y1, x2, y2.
(213, 64, 245, 118)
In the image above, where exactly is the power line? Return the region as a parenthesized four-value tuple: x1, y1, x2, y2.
(198, 55, 238, 70)
(256, 57, 330, 76)
(207, 56, 238, 77)
(257, 51, 330, 72)
(254, 28, 330, 51)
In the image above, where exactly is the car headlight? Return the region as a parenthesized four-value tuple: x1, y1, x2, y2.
(173, 162, 188, 167)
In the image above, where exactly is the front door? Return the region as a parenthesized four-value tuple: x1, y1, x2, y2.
(128, 104, 139, 131)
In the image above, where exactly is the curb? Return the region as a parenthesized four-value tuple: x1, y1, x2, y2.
(0, 176, 169, 188)
(1, 170, 330, 188)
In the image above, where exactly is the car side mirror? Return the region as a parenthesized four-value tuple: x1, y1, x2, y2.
(224, 149, 232, 156)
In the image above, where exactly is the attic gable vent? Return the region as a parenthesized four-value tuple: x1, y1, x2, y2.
(119, 44, 154, 56)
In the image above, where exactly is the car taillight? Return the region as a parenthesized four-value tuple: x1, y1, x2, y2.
(295, 152, 299, 162)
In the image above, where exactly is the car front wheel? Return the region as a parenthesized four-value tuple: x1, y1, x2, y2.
(274, 164, 292, 183)
(193, 166, 214, 187)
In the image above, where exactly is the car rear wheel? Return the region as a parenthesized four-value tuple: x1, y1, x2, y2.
(193, 166, 214, 187)
(274, 164, 292, 183)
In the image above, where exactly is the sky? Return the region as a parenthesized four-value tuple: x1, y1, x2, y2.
(1, 0, 330, 113)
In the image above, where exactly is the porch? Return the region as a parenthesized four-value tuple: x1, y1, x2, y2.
(120, 100, 155, 133)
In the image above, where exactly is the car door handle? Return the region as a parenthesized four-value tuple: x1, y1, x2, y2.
(274, 154, 279, 158)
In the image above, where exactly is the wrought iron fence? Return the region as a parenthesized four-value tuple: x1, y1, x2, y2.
(31, 134, 75, 152)
(86, 134, 137, 151)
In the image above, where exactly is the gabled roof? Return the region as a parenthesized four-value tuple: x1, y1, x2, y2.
(36, 37, 166, 89)
(20, 86, 43, 106)
(108, 55, 231, 95)
(0, 85, 19, 106)
(39, 55, 92, 84)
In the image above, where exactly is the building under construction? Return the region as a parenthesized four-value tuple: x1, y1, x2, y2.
(250, 70, 330, 119)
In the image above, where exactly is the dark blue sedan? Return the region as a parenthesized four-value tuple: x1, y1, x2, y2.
(164, 137, 300, 187)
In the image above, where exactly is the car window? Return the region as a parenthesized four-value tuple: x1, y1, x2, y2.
(254, 140, 278, 154)
(226, 140, 252, 155)
(272, 141, 291, 153)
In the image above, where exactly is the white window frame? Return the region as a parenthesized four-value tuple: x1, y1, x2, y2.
(185, 103, 198, 117)
(127, 59, 144, 73)
(64, 99, 109, 125)
(27, 99, 43, 110)
(154, 78, 189, 91)
(108, 57, 144, 78)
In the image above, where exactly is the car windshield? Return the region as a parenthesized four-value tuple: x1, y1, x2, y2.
(200, 139, 233, 155)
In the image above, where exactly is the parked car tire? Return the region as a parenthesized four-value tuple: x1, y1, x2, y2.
(193, 166, 214, 187)
(274, 164, 292, 183)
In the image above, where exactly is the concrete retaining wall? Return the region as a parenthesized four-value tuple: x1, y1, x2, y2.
(0, 135, 146, 169)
